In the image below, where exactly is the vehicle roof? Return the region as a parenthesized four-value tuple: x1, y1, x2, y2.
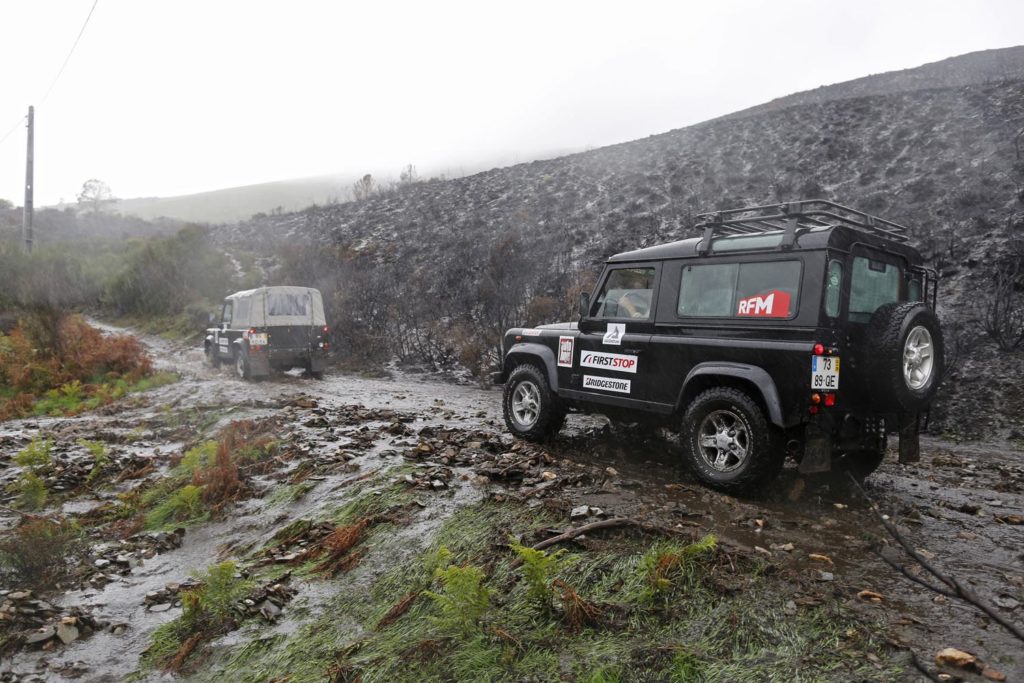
(608, 224, 923, 264)
(224, 285, 322, 301)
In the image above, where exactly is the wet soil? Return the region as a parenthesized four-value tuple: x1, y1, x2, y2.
(0, 328, 1021, 681)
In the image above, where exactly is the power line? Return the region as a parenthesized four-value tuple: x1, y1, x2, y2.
(40, 0, 99, 104)
(0, 116, 26, 149)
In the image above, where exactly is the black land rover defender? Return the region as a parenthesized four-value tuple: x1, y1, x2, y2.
(498, 201, 944, 493)
(204, 286, 329, 380)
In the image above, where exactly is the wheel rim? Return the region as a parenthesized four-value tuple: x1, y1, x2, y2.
(696, 409, 749, 473)
(511, 380, 541, 428)
(236, 354, 245, 378)
(903, 326, 934, 391)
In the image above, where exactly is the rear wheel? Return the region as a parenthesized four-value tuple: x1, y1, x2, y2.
(682, 387, 783, 494)
(235, 350, 251, 380)
(503, 364, 566, 442)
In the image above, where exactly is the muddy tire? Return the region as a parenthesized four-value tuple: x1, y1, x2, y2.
(205, 343, 221, 368)
(234, 349, 251, 381)
(864, 302, 944, 413)
(503, 364, 566, 442)
(682, 387, 783, 494)
(833, 448, 886, 480)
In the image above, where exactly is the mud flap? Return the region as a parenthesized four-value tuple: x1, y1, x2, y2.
(898, 414, 920, 464)
(799, 423, 832, 474)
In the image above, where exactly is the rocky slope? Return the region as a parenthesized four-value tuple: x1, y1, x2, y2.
(217, 47, 1024, 436)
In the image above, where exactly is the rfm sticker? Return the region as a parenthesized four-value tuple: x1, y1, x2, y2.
(557, 336, 574, 367)
(737, 290, 791, 318)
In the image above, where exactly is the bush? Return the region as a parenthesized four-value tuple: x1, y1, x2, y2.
(0, 517, 82, 588)
(510, 539, 577, 607)
(425, 548, 493, 634)
(143, 561, 253, 671)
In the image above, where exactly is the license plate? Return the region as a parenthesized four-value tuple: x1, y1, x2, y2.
(249, 333, 268, 346)
(811, 356, 840, 390)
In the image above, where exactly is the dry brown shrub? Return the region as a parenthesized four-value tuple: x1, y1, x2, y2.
(166, 633, 205, 673)
(553, 579, 602, 633)
(0, 517, 82, 589)
(375, 590, 420, 630)
(313, 519, 370, 576)
(192, 440, 246, 509)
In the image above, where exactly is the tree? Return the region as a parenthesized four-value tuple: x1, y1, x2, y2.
(76, 179, 118, 214)
(399, 164, 419, 185)
(352, 174, 376, 201)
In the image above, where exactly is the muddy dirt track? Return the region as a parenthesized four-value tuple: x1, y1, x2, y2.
(1, 328, 1021, 682)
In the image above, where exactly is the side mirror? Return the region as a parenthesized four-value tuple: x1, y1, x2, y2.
(578, 292, 590, 320)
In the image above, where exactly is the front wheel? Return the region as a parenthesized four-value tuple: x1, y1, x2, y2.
(205, 343, 221, 368)
(681, 387, 783, 494)
(502, 364, 566, 442)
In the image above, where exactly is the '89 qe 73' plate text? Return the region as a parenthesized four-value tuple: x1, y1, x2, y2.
(811, 356, 839, 390)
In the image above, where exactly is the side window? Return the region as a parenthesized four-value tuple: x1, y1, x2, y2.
(221, 302, 233, 327)
(677, 263, 738, 317)
(908, 277, 923, 302)
(678, 261, 800, 318)
(849, 256, 900, 322)
(234, 297, 251, 327)
(825, 260, 843, 318)
(592, 267, 656, 319)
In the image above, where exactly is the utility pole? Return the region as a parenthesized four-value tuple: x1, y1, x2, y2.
(23, 105, 34, 253)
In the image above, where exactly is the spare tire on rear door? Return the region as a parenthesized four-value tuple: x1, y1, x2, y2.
(864, 302, 944, 413)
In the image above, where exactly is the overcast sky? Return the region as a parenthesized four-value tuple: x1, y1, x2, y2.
(1, 0, 1022, 206)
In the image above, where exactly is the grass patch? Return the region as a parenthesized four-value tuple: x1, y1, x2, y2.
(141, 561, 254, 672)
(7, 437, 53, 510)
(205, 500, 899, 683)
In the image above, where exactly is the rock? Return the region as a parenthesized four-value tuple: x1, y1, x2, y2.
(148, 603, 172, 613)
(111, 623, 128, 635)
(783, 600, 797, 616)
(94, 559, 110, 569)
(857, 590, 883, 603)
(993, 595, 1019, 610)
(604, 467, 618, 477)
(258, 600, 282, 621)
(9, 591, 32, 601)
(25, 626, 55, 645)
(570, 505, 590, 520)
(770, 542, 795, 552)
(935, 647, 976, 669)
(56, 619, 80, 644)
(982, 665, 1007, 681)
(816, 571, 834, 582)
(541, 471, 557, 480)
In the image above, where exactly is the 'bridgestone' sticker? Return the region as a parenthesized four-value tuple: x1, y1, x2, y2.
(582, 375, 631, 394)
(557, 336, 574, 367)
(580, 351, 638, 374)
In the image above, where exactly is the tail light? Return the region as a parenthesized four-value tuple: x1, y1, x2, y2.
(813, 343, 825, 356)
(824, 393, 836, 407)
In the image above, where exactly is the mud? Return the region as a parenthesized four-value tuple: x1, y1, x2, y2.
(0, 327, 1021, 681)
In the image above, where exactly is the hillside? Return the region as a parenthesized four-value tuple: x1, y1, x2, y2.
(218, 47, 1024, 437)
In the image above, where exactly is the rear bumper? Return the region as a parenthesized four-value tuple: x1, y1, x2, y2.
(249, 348, 327, 374)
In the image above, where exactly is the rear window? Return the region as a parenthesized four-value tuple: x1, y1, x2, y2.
(267, 290, 311, 317)
(678, 260, 801, 319)
(849, 257, 900, 322)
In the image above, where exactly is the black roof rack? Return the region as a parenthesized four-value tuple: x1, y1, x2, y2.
(694, 200, 910, 255)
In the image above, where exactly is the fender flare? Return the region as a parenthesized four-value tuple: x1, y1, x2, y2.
(678, 362, 784, 427)
(503, 343, 559, 391)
